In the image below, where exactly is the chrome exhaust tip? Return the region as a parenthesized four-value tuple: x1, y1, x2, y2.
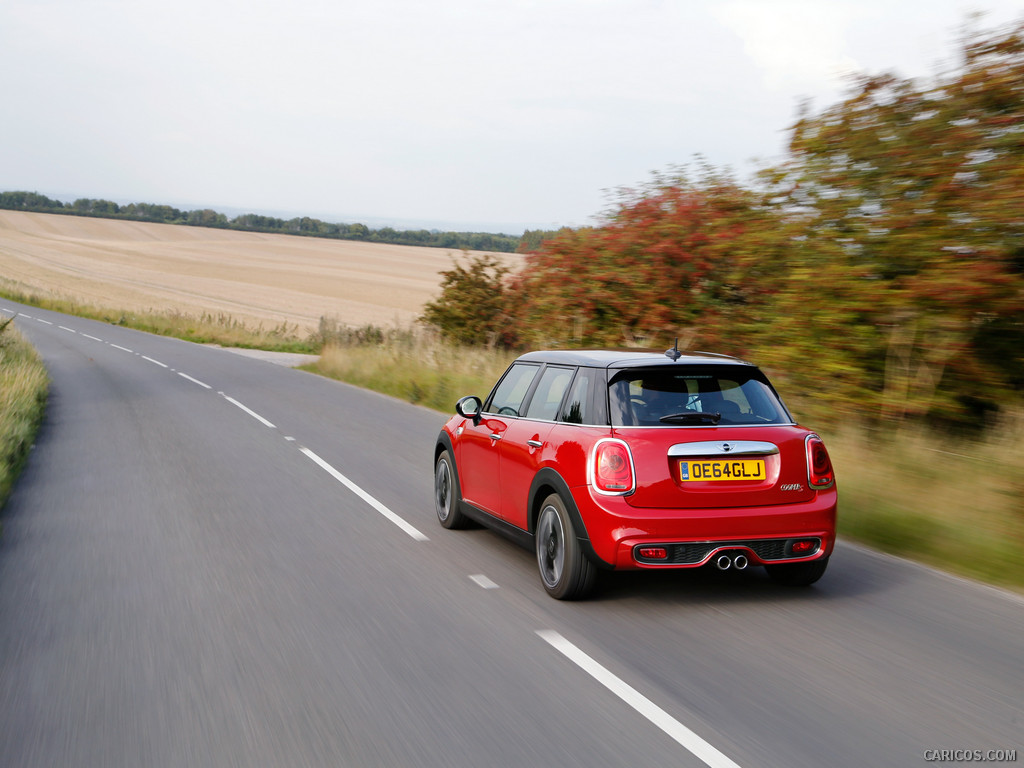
(715, 554, 732, 571)
(733, 554, 749, 571)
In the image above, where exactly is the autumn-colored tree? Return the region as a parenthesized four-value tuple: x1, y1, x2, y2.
(509, 167, 791, 352)
(769, 19, 1024, 425)
(419, 19, 1022, 430)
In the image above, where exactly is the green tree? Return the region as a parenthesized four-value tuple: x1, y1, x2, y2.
(0, 191, 63, 211)
(517, 228, 571, 253)
(187, 208, 227, 227)
(420, 253, 514, 346)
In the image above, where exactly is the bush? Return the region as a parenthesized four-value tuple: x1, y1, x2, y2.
(420, 253, 516, 347)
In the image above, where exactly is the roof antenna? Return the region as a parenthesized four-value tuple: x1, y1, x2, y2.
(665, 337, 682, 361)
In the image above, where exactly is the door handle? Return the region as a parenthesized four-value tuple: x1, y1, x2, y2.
(490, 434, 503, 441)
(526, 439, 543, 448)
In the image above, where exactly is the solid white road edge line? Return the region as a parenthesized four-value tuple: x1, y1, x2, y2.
(220, 394, 276, 428)
(178, 372, 212, 389)
(299, 447, 429, 542)
(536, 630, 743, 768)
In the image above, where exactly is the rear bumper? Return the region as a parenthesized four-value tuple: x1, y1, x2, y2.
(570, 485, 837, 570)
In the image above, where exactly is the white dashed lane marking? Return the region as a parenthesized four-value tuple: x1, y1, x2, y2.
(300, 447, 428, 542)
(36, 318, 53, 325)
(470, 574, 499, 589)
(220, 394, 276, 428)
(177, 372, 212, 390)
(537, 631, 743, 768)
(23, 313, 431, 555)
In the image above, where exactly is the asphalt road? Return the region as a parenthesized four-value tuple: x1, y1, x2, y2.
(1, 300, 1021, 768)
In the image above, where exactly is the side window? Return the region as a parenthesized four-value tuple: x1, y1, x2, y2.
(486, 363, 540, 416)
(561, 367, 597, 424)
(524, 366, 574, 422)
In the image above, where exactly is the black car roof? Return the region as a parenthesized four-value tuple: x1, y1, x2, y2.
(514, 349, 752, 369)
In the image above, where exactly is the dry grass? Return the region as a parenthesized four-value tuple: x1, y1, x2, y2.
(0, 277, 319, 352)
(308, 326, 515, 412)
(0, 210, 521, 335)
(826, 416, 1024, 590)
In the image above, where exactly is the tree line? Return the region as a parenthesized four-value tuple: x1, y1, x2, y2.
(0, 191, 563, 254)
(422, 19, 1024, 431)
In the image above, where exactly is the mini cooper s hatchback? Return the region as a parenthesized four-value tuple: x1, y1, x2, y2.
(433, 349, 836, 599)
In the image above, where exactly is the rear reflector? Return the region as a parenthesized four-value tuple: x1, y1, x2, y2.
(637, 547, 668, 560)
(788, 539, 820, 556)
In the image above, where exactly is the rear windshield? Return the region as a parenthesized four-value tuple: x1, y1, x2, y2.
(608, 366, 791, 427)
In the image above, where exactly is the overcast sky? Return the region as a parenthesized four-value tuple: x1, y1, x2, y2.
(1, 0, 1020, 233)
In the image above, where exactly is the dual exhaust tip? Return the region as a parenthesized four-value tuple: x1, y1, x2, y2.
(715, 552, 749, 571)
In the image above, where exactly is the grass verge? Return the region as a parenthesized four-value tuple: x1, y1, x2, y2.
(0, 317, 48, 514)
(828, 421, 1024, 591)
(0, 280, 319, 353)
(305, 324, 515, 412)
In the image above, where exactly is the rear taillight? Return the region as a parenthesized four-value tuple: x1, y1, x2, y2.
(591, 438, 635, 495)
(805, 435, 835, 489)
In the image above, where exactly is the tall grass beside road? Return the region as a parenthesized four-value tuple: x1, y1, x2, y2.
(0, 281, 317, 353)
(306, 321, 514, 413)
(0, 318, 48, 512)
(829, 420, 1024, 591)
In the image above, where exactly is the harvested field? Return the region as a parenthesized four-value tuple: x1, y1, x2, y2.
(0, 210, 520, 333)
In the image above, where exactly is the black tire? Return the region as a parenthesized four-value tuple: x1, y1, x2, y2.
(535, 493, 596, 600)
(765, 556, 829, 586)
(434, 450, 469, 530)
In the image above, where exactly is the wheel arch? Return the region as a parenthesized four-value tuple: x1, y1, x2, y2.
(528, 468, 613, 570)
(435, 430, 455, 464)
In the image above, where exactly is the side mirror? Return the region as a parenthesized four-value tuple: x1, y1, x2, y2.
(455, 395, 483, 426)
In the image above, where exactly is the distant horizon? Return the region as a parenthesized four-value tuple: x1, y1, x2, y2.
(14, 187, 575, 238)
(9, 1, 1018, 233)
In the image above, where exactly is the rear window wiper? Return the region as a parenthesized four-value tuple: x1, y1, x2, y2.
(659, 411, 722, 425)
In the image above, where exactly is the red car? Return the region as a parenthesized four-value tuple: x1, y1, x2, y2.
(433, 349, 836, 599)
